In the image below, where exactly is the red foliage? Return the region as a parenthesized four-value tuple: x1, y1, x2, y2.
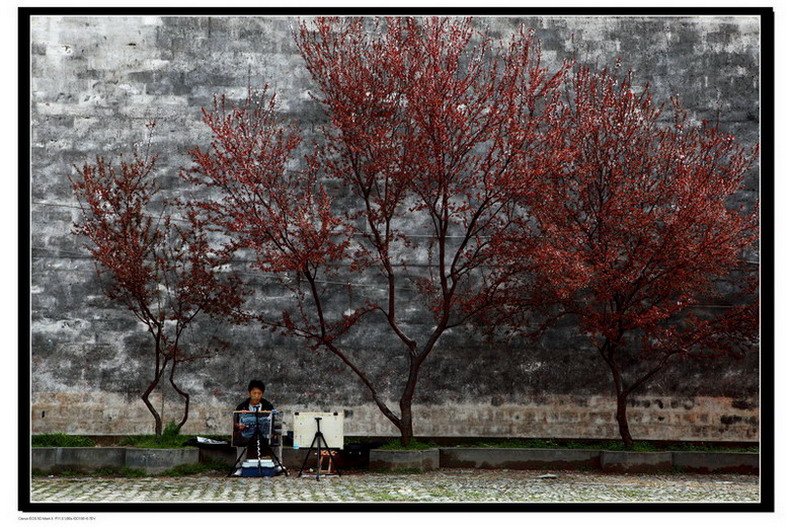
(184, 90, 348, 275)
(185, 17, 567, 444)
(71, 136, 244, 435)
(494, 63, 759, 445)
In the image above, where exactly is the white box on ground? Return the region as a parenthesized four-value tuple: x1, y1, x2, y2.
(293, 411, 344, 450)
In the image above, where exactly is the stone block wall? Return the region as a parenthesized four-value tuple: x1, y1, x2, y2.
(29, 15, 760, 440)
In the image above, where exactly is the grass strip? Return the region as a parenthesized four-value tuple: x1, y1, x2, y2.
(32, 434, 95, 448)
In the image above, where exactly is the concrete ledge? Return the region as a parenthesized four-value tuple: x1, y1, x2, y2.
(672, 451, 759, 475)
(35, 445, 352, 474)
(58, 447, 126, 471)
(369, 449, 440, 471)
(33, 447, 126, 472)
(600, 451, 673, 473)
(125, 448, 200, 474)
(32, 448, 58, 472)
(440, 448, 601, 470)
(32, 447, 758, 475)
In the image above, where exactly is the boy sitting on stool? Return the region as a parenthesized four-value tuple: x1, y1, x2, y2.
(232, 379, 275, 475)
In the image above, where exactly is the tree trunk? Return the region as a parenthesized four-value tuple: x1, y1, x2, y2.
(398, 360, 420, 446)
(616, 392, 634, 448)
(141, 349, 168, 436)
(602, 343, 634, 449)
(141, 388, 163, 436)
(398, 402, 414, 446)
(169, 360, 190, 434)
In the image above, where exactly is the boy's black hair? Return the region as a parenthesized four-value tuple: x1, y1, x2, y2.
(247, 380, 266, 393)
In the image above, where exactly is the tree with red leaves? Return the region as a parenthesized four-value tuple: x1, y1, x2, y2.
(493, 63, 759, 447)
(183, 17, 567, 445)
(71, 132, 245, 435)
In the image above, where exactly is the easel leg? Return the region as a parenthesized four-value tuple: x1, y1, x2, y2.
(261, 442, 289, 476)
(227, 447, 247, 477)
(298, 432, 321, 477)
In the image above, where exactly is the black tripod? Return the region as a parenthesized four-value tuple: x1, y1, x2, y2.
(298, 416, 341, 480)
(227, 410, 288, 477)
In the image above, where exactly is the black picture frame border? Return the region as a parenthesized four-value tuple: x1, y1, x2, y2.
(18, 4, 775, 514)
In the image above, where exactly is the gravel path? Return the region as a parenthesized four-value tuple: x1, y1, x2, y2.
(30, 469, 760, 503)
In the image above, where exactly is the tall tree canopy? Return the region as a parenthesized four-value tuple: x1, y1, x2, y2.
(491, 63, 759, 446)
(183, 17, 567, 444)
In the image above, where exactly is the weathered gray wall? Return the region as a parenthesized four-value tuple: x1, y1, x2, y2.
(30, 15, 760, 440)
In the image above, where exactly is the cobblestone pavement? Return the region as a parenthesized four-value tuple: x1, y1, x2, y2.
(30, 469, 760, 503)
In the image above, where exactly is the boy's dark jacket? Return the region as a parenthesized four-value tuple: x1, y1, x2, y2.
(235, 398, 274, 412)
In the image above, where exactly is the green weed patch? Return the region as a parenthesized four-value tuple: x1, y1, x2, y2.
(32, 434, 95, 448)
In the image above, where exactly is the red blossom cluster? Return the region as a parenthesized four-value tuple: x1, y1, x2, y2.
(71, 138, 245, 435)
(490, 63, 759, 445)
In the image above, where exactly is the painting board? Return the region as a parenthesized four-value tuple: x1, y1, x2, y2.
(293, 411, 344, 449)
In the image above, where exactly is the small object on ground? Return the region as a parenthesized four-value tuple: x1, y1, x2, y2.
(197, 436, 229, 445)
(537, 474, 558, 479)
(184, 436, 232, 449)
